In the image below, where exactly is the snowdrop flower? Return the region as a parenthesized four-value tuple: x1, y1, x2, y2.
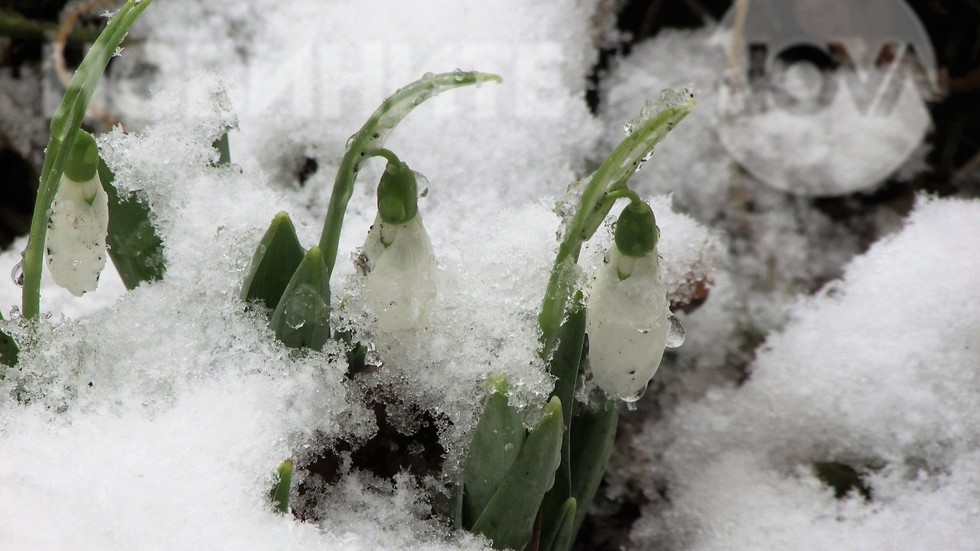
(46, 131, 109, 297)
(587, 200, 675, 403)
(358, 158, 437, 332)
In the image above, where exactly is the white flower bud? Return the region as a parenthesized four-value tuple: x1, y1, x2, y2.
(359, 213, 437, 332)
(46, 170, 109, 297)
(586, 246, 669, 402)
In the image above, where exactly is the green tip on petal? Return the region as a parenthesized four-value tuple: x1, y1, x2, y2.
(63, 130, 100, 183)
(377, 160, 419, 224)
(614, 201, 658, 258)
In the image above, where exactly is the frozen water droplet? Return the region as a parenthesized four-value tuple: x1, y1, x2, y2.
(641, 149, 654, 162)
(618, 387, 646, 405)
(112, 47, 124, 57)
(345, 133, 357, 151)
(413, 171, 429, 193)
(623, 122, 634, 136)
(11, 261, 24, 287)
(665, 313, 686, 348)
(503, 442, 514, 451)
(453, 68, 465, 82)
(422, 72, 435, 81)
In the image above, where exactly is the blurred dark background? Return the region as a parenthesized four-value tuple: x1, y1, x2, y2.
(1, 0, 978, 250)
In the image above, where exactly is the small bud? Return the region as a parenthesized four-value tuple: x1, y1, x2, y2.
(46, 131, 109, 297)
(377, 160, 419, 225)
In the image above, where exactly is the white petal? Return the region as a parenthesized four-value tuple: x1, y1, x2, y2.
(361, 215, 437, 332)
(586, 247, 669, 401)
(46, 174, 109, 297)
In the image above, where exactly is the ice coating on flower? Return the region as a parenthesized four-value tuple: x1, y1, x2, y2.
(586, 246, 669, 402)
(360, 213, 437, 332)
(46, 171, 109, 297)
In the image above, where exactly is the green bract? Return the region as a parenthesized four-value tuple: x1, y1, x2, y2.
(377, 160, 419, 225)
(63, 130, 99, 184)
(614, 200, 658, 258)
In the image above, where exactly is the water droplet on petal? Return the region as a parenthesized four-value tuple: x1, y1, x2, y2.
(453, 68, 465, 82)
(11, 260, 23, 287)
(503, 442, 514, 451)
(665, 313, 686, 348)
(618, 387, 646, 407)
(413, 171, 429, 194)
(345, 133, 357, 151)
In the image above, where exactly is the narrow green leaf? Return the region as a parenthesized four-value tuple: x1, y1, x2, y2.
(471, 396, 564, 550)
(567, 400, 619, 537)
(270, 459, 294, 513)
(542, 498, 576, 551)
(241, 212, 306, 312)
(550, 296, 586, 429)
(0, 311, 17, 370)
(538, 301, 586, 542)
(270, 247, 331, 351)
(461, 375, 527, 530)
(100, 159, 166, 289)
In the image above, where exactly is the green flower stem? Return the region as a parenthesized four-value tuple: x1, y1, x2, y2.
(21, 0, 154, 319)
(537, 91, 696, 357)
(602, 188, 642, 205)
(316, 71, 501, 278)
(367, 147, 401, 165)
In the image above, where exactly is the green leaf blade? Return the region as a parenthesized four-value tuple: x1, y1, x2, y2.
(543, 497, 577, 551)
(471, 396, 564, 550)
(241, 212, 306, 312)
(461, 376, 527, 530)
(567, 400, 619, 536)
(270, 246, 331, 351)
(538, 300, 586, 543)
(100, 159, 166, 289)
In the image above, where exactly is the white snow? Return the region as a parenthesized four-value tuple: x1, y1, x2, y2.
(630, 197, 980, 550)
(1, 2, 977, 551)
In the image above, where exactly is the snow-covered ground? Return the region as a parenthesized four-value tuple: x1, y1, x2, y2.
(1, 2, 978, 550)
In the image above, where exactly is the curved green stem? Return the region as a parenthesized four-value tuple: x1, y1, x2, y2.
(21, 0, 154, 319)
(317, 71, 502, 277)
(603, 188, 642, 204)
(367, 147, 401, 165)
(537, 89, 696, 358)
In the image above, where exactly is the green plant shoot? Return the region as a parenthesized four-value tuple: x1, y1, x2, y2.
(21, 0, 155, 319)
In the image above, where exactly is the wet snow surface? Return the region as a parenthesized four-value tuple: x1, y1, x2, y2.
(1, 3, 978, 550)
